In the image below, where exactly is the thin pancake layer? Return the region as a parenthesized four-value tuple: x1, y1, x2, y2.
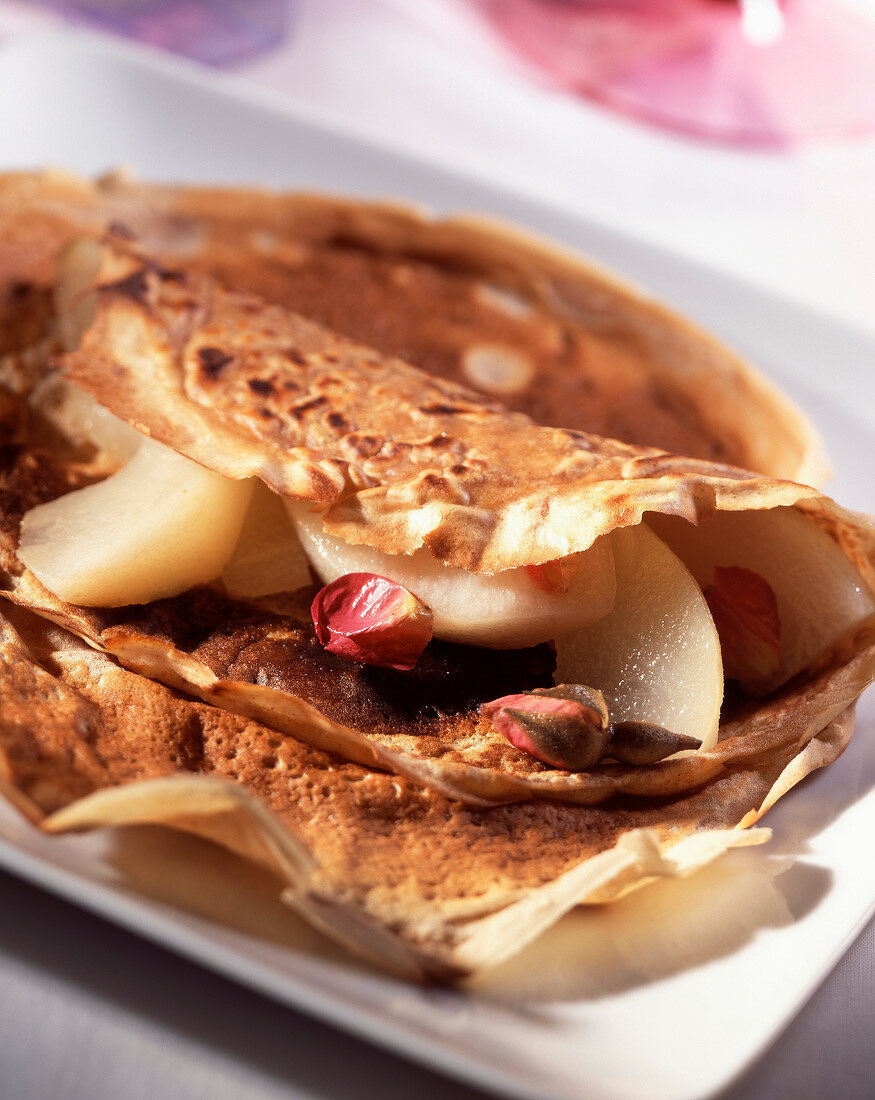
(0, 169, 828, 483)
(0, 604, 850, 980)
(63, 241, 824, 572)
(0, 243, 872, 806)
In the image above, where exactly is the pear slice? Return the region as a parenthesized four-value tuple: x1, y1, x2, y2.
(647, 506, 875, 693)
(287, 502, 616, 649)
(55, 236, 101, 353)
(29, 375, 144, 468)
(555, 524, 724, 751)
(19, 437, 254, 607)
(222, 482, 313, 599)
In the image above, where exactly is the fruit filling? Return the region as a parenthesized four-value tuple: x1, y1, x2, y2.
(18, 435, 254, 607)
(648, 508, 875, 695)
(553, 523, 724, 751)
(287, 500, 616, 650)
(16, 410, 875, 770)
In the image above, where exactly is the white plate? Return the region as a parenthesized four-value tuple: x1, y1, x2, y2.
(0, 32, 873, 1100)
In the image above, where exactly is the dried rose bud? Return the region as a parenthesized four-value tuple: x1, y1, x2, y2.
(482, 684, 610, 770)
(311, 572, 433, 670)
(705, 565, 781, 693)
(525, 556, 579, 596)
(609, 721, 702, 765)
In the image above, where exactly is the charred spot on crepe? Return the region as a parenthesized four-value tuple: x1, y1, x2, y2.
(197, 346, 234, 380)
(290, 395, 329, 419)
(247, 377, 274, 397)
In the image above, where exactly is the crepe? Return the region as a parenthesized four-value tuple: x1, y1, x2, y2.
(0, 168, 828, 483)
(0, 600, 852, 980)
(1, 237, 872, 811)
(0, 204, 872, 982)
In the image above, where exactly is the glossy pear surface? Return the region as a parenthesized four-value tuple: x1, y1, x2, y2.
(648, 507, 875, 693)
(555, 523, 723, 751)
(288, 502, 616, 649)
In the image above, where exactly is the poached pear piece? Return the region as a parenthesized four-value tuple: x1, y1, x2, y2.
(647, 508, 875, 695)
(554, 524, 724, 751)
(0, 237, 873, 808)
(222, 482, 313, 601)
(19, 435, 254, 607)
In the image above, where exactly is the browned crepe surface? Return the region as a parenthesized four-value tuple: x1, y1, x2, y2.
(0, 602, 852, 979)
(64, 241, 821, 572)
(0, 169, 827, 483)
(1, 243, 872, 807)
(0, 176, 868, 980)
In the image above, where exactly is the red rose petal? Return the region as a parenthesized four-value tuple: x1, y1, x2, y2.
(525, 557, 579, 595)
(705, 565, 781, 691)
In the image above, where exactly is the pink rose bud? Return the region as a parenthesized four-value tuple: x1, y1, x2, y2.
(311, 573, 433, 670)
(525, 556, 579, 595)
(482, 684, 610, 770)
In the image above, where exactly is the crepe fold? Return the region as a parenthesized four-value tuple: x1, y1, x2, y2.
(0, 192, 873, 982)
(0, 603, 855, 981)
(0, 238, 872, 809)
(0, 168, 828, 483)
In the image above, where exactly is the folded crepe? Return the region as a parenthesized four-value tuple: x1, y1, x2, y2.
(0, 168, 828, 483)
(0, 223, 873, 981)
(0, 237, 872, 813)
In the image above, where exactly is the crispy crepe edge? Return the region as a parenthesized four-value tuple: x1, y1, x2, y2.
(0, 706, 849, 981)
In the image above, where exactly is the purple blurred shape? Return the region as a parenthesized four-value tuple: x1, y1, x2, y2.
(42, 0, 294, 67)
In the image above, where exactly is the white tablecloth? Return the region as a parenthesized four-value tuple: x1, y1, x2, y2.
(0, 2, 873, 1097)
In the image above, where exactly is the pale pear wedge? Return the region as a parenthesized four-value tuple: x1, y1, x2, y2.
(288, 501, 616, 649)
(647, 506, 875, 694)
(554, 524, 724, 751)
(55, 236, 101, 353)
(223, 482, 313, 600)
(19, 437, 254, 606)
(29, 375, 144, 468)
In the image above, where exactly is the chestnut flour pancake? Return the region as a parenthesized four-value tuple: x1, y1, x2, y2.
(0, 188, 872, 979)
(1, 237, 872, 809)
(0, 169, 828, 483)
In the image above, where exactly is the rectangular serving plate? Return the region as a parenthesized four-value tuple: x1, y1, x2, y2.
(0, 32, 873, 1100)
